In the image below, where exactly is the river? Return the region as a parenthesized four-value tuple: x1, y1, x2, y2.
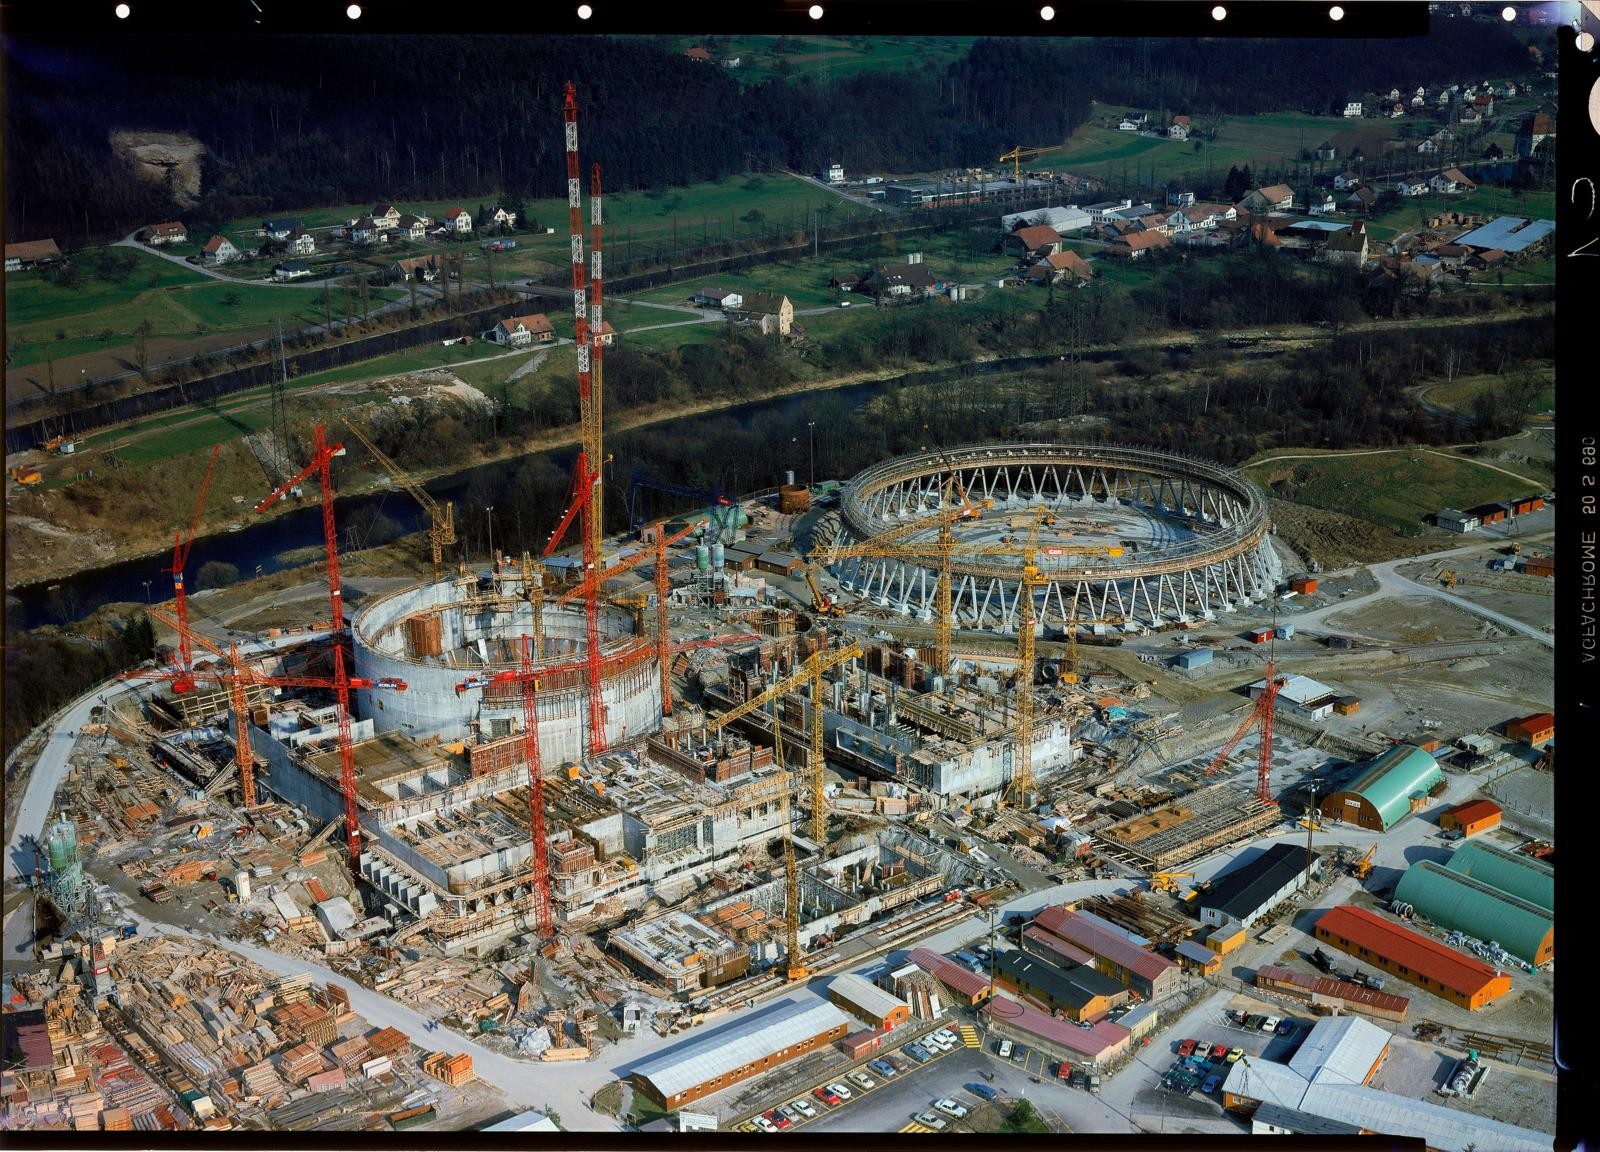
(5, 376, 902, 631)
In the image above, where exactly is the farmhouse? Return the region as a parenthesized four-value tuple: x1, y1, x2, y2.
(5, 239, 64, 271)
(1168, 115, 1190, 140)
(444, 207, 473, 233)
(492, 313, 554, 347)
(370, 205, 402, 230)
(487, 206, 518, 229)
(396, 213, 429, 241)
(1428, 168, 1477, 194)
(392, 255, 443, 283)
(1108, 230, 1168, 259)
(690, 287, 743, 309)
(201, 235, 240, 265)
(1005, 224, 1063, 258)
(859, 260, 939, 298)
(738, 291, 794, 336)
(144, 222, 188, 245)
(1239, 185, 1294, 213)
(286, 228, 316, 256)
(1024, 250, 1093, 286)
(350, 217, 385, 245)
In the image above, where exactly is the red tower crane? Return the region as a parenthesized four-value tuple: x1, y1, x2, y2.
(254, 424, 369, 870)
(1204, 653, 1287, 805)
(544, 452, 607, 756)
(124, 605, 404, 811)
(167, 443, 221, 692)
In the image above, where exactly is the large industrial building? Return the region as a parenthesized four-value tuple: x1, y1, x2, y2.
(1320, 744, 1443, 831)
(991, 948, 1129, 1023)
(1197, 843, 1320, 928)
(1031, 905, 1181, 1002)
(630, 998, 852, 1109)
(1313, 905, 1512, 1010)
(1443, 840, 1553, 910)
(1392, 862, 1552, 965)
(1220, 1014, 1547, 1152)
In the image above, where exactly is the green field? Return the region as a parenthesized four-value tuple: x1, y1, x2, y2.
(1242, 447, 1550, 533)
(1425, 368, 1555, 416)
(658, 35, 980, 85)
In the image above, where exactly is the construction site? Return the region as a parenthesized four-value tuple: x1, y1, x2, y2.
(2, 78, 1554, 1146)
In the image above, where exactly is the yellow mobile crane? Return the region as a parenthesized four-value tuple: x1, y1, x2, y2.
(1147, 871, 1195, 895)
(342, 420, 456, 580)
(704, 642, 863, 846)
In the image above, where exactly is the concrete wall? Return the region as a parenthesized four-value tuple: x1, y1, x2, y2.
(351, 582, 661, 759)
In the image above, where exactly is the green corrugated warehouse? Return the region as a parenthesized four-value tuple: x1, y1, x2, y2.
(1323, 745, 1443, 831)
(1444, 840, 1553, 913)
(1394, 861, 1553, 965)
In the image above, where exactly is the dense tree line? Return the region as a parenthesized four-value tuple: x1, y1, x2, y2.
(5, 22, 1528, 246)
(4, 614, 154, 757)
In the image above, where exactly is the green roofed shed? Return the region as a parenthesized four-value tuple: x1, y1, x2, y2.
(1393, 861, 1553, 965)
(1444, 840, 1553, 913)
(1322, 745, 1442, 831)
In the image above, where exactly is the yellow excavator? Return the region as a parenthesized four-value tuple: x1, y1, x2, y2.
(1438, 569, 1457, 589)
(1147, 871, 1194, 895)
(1349, 844, 1376, 881)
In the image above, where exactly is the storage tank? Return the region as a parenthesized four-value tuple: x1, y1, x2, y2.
(696, 545, 711, 573)
(712, 542, 725, 570)
(45, 820, 77, 873)
(784, 470, 796, 486)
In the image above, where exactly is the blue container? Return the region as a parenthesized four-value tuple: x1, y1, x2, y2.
(1175, 648, 1213, 669)
(1277, 623, 1295, 639)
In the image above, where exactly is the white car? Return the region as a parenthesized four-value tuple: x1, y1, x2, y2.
(934, 1098, 970, 1119)
(827, 1082, 853, 1100)
(1260, 1015, 1282, 1033)
(791, 1098, 816, 1118)
(931, 1028, 959, 1048)
(848, 1070, 877, 1090)
(752, 1115, 778, 1133)
(931, 1034, 956, 1052)
(914, 1111, 949, 1130)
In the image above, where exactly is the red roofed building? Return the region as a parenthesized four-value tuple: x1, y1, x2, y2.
(1439, 799, 1502, 838)
(1108, 229, 1168, 260)
(1505, 712, 1554, 747)
(1032, 906, 1180, 1000)
(1313, 905, 1511, 1010)
(986, 994, 1133, 1064)
(685, 46, 712, 61)
(908, 948, 991, 1005)
(1006, 224, 1064, 258)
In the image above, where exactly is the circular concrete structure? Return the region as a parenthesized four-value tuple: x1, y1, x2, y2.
(831, 442, 1279, 630)
(351, 577, 658, 765)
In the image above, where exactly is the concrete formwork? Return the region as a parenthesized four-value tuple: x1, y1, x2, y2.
(350, 578, 660, 764)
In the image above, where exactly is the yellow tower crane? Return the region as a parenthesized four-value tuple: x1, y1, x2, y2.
(998, 144, 1064, 184)
(806, 486, 992, 677)
(704, 642, 863, 846)
(342, 420, 456, 580)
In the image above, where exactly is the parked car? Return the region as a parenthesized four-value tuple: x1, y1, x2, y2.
(765, 1109, 791, 1129)
(905, 1043, 933, 1063)
(885, 1053, 910, 1073)
(813, 1087, 842, 1106)
(868, 1059, 898, 1079)
(777, 1105, 801, 1124)
(1275, 1018, 1297, 1036)
(1056, 1062, 1074, 1080)
(931, 1028, 959, 1048)
(1177, 1039, 1197, 1057)
(1202, 1074, 1222, 1094)
(1210, 1043, 1230, 1060)
(1260, 1016, 1282, 1033)
(1227, 1047, 1245, 1063)
(847, 1070, 876, 1090)
(1011, 1044, 1028, 1063)
(790, 1098, 816, 1118)
(934, 1098, 970, 1119)
(827, 1082, 853, 1100)
(1070, 1071, 1089, 1090)
(996, 1040, 1013, 1059)
(967, 1083, 999, 1102)
(1244, 1015, 1265, 1032)
(752, 1115, 778, 1132)
(913, 1111, 948, 1130)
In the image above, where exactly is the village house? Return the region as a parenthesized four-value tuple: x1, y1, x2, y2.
(492, 313, 554, 347)
(724, 56, 741, 68)
(1342, 100, 1363, 118)
(691, 286, 743, 309)
(1340, 186, 1378, 214)
(738, 291, 794, 336)
(1416, 127, 1455, 154)
(286, 228, 316, 256)
(262, 218, 302, 241)
(1318, 219, 1369, 267)
(444, 207, 473, 234)
(1515, 112, 1555, 158)
(1394, 178, 1428, 198)
(1165, 189, 1196, 208)
(144, 222, 188, 245)
(1428, 168, 1477, 194)
(1305, 190, 1337, 216)
(370, 205, 402, 230)
(1458, 105, 1482, 126)
(1469, 248, 1508, 272)
(1024, 249, 1094, 286)
(1383, 98, 1406, 118)
(1315, 140, 1338, 161)
(3, 239, 63, 271)
(594, 320, 616, 346)
(1332, 171, 1363, 191)
(1109, 230, 1169, 260)
(1472, 92, 1495, 117)
(201, 234, 240, 265)
(350, 217, 385, 245)
(396, 213, 428, 241)
(391, 255, 442, 283)
(1167, 115, 1190, 140)
(272, 260, 313, 281)
(1117, 113, 1145, 131)
(1239, 184, 1295, 213)
(860, 258, 940, 299)
(1005, 224, 1064, 259)
(685, 46, 712, 62)
(487, 206, 518, 230)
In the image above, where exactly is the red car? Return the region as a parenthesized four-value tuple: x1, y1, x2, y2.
(813, 1087, 842, 1106)
(765, 1110, 791, 1130)
(1210, 1043, 1230, 1060)
(1177, 1039, 1197, 1057)
(1056, 1062, 1074, 1080)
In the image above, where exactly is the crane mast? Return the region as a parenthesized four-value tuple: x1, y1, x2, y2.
(588, 161, 606, 560)
(168, 443, 221, 692)
(519, 635, 554, 937)
(342, 420, 456, 580)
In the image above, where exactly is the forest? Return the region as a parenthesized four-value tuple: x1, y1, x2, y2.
(4, 21, 1530, 246)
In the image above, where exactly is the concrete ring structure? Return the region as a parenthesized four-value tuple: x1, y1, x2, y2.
(831, 442, 1280, 630)
(350, 577, 659, 764)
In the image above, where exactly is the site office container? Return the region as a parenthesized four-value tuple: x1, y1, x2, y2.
(1288, 577, 1318, 594)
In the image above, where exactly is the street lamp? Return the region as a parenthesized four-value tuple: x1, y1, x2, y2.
(807, 421, 817, 488)
(486, 506, 495, 564)
(142, 580, 152, 604)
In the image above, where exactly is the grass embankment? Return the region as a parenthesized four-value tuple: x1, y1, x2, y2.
(1425, 368, 1555, 415)
(1242, 446, 1550, 534)
(653, 35, 979, 85)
